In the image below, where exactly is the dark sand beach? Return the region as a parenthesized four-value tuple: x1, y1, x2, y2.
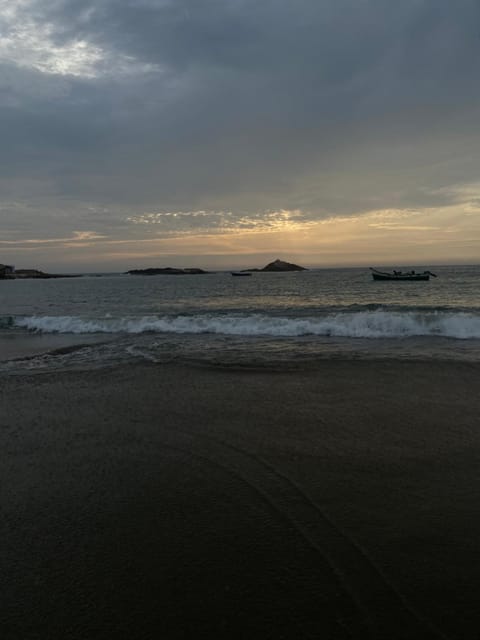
(2, 359, 480, 639)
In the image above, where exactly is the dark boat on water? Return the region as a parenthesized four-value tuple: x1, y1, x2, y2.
(370, 268, 437, 281)
(231, 272, 252, 277)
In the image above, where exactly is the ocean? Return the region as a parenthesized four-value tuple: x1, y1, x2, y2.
(1, 265, 479, 373)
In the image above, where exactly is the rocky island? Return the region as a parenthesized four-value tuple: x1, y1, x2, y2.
(262, 259, 307, 272)
(242, 259, 307, 273)
(126, 267, 209, 275)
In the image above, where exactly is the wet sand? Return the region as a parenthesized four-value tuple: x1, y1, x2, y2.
(1, 359, 480, 639)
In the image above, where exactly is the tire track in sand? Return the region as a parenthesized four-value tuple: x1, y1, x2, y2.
(159, 428, 450, 640)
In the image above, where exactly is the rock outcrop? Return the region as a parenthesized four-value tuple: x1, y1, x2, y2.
(0, 264, 15, 279)
(1, 266, 78, 279)
(126, 267, 209, 275)
(261, 259, 307, 272)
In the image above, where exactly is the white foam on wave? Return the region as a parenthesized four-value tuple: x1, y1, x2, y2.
(13, 310, 480, 339)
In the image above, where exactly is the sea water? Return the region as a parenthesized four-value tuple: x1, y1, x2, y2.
(1, 265, 479, 373)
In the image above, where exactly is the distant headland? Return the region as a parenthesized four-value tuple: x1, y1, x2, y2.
(0, 264, 79, 279)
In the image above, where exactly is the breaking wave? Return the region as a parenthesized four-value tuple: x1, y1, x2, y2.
(10, 310, 480, 339)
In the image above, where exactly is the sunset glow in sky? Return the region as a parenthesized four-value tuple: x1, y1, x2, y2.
(1, 0, 479, 271)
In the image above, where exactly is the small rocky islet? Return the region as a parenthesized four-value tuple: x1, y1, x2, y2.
(126, 267, 209, 275)
(246, 259, 307, 272)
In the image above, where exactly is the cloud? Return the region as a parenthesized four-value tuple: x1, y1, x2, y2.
(126, 208, 315, 234)
(0, 229, 106, 246)
(0, 0, 159, 78)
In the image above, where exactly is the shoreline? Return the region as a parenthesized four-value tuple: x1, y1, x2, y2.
(0, 332, 111, 362)
(2, 359, 480, 638)
(2, 332, 480, 373)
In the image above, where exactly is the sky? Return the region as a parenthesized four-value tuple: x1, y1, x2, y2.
(1, 0, 479, 272)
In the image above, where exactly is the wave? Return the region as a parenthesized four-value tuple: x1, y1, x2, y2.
(10, 310, 480, 339)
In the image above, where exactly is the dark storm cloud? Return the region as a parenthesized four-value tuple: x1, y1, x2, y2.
(2, 0, 480, 232)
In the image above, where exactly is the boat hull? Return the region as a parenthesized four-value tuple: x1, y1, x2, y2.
(372, 273, 430, 281)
